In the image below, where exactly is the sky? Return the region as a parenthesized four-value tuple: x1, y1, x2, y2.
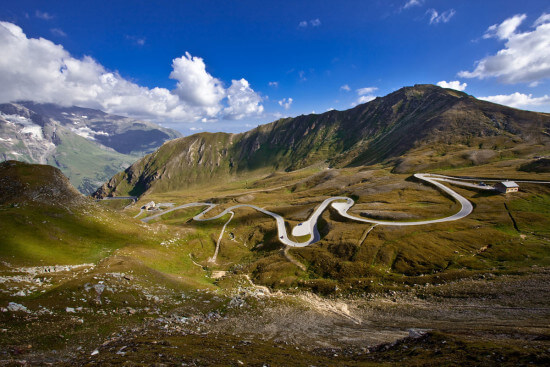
(0, 0, 549, 135)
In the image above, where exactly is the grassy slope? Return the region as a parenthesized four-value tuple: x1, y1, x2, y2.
(126, 160, 550, 294)
(2, 163, 550, 364)
(47, 128, 139, 194)
(95, 85, 550, 199)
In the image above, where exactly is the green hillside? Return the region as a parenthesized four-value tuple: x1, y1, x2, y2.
(94, 84, 550, 198)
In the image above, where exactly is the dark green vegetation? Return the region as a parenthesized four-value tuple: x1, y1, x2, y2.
(520, 157, 550, 173)
(0, 102, 180, 194)
(94, 84, 550, 198)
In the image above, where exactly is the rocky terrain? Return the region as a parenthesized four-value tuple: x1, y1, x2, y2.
(0, 102, 180, 194)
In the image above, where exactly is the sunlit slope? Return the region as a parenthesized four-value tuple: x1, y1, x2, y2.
(95, 84, 550, 198)
(0, 161, 210, 287)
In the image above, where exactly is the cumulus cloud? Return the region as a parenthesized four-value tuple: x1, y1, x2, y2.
(340, 84, 351, 92)
(534, 13, 550, 27)
(356, 87, 378, 95)
(459, 13, 550, 85)
(356, 95, 376, 104)
(427, 9, 455, 24)
(436, 80, 467, 91)
(351, 87, 378, 106)
(170, 52, 226, 107)
(0, 22, 263, 123)
(483, 14, 526, 40)
(268, 81, 278, 88)
(278, 98, 293, 110)
(224, 79, 264, 120)
(479, 92, 550, 109)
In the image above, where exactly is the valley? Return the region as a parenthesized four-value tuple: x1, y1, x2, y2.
(0, 102, 180, 194)
(2, 85, 550, 365)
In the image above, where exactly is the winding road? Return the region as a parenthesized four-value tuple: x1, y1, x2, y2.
(139, 173, 503, 248)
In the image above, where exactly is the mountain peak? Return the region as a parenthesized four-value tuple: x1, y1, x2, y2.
(94, 85, 550, 198)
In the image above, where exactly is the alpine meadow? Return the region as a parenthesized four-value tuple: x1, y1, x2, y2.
(1, 1, 550, 365)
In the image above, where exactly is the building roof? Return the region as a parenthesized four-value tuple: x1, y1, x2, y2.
(499, 181, 519, 188)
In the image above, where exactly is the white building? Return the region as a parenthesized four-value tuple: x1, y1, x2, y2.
(494, 181, 519, 194)
(143, 201, 156, 210)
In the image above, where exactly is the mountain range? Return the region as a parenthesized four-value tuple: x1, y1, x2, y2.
(2, 85, 550, 365)
(0, 102, 180, 194)
(94, 84, 550, 198)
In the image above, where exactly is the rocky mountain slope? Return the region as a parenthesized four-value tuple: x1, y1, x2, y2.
(0, 102, 180, 194)
(0, 160, 85, 207)
(94, 84, 550, 198)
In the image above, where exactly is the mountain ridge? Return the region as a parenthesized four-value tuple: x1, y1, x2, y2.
(94, 84, 550, 198)
(0, 102, 181, 193)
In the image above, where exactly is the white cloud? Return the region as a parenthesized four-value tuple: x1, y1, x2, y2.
(126, 35, 146, 46)
(298, 19, 321, 28)
(35, 10, 53, 20)
(357, 95, 376, 104)
(479, 92, 550, 108)
(50, 28, 66, 37)
(0, 22, 263, 123)
(403, 0, 423, 10)
(534, 13, 550, 27)
(459, 13, 550, 85)
(436, 80, 467, 91)
(483, 14, 526, 40)
(357, 87, 378, 95)
(427, 9, 455, 24)
(351, 87, 378, 106)
(223, 78, 264, 120)
(340, 84, 351, 92)
(170, 52, 226, 108)
(278, 97, 293, 110)
(268, 81, 278, 88)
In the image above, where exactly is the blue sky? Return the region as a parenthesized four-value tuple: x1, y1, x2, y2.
(0, 0, 549, 134)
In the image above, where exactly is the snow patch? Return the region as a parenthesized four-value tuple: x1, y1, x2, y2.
(21, 125, 44, 140)
(70, 126, 110, 140)
(0, 113, 34, 126)
(71, 126, 96, 140)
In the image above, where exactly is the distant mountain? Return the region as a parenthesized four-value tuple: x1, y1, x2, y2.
(94, 84, 550, 198)
(0, 102, 180, 194)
